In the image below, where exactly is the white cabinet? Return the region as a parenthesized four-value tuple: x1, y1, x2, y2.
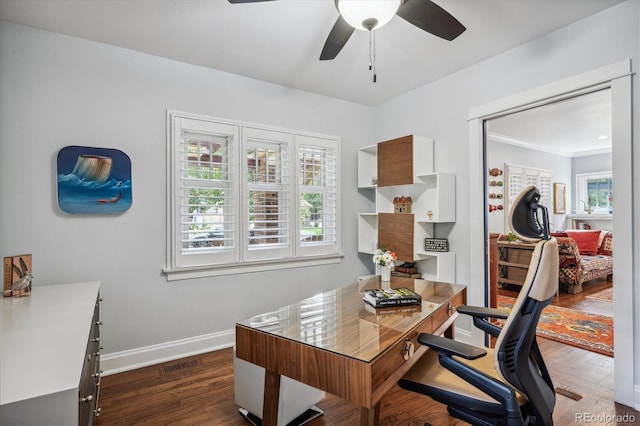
(1, 282, 102, 425)
(357, 136, 456, 282)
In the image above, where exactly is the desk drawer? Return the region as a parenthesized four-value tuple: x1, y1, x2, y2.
(369, 291, 466, 392)
(430, 291, 465, 335)
(370, 317, 433, 392)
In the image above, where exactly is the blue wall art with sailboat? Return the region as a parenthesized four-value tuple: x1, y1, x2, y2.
(57, 145, 132, 215)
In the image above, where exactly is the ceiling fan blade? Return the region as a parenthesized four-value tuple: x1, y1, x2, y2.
(396, 0, 466, 41)
(228, 0, 275, 3)
(319, 15, 355, 61)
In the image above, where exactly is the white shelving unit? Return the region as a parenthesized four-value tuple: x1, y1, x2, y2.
(357, 136, 456, 282)
(357, 144, 378, 189)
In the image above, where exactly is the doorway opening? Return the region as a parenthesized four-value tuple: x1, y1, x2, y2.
(484, 89, 614, 356)
(467, 59, 633, 406)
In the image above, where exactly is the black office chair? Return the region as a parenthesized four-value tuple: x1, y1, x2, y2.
(399, 185, 559, 425)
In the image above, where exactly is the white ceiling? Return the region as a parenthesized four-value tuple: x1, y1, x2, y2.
(0, 0, 624, 106)
(487, 89, 612, 158)
(0, 0, 620, 154)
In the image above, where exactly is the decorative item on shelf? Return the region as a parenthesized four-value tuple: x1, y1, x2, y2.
(489, 193, 503, 199)
(489, 204, 503, 213)
(371, 176, 378, 185)
(489, 168, 503, 176)
(426, 210, 433, 220)
(3, 254, 32, 297)
(373, 247, 397, 282)
(393, 196, 412, 213)
(505, 232, 518, 242)
(580, 200, 593, 214)
(424, 238, 449, 252)
(489, 180, 503, 186)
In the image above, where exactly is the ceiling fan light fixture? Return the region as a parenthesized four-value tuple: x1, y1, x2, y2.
(337, 0, 401, 31)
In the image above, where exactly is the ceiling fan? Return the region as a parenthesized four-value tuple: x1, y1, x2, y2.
(228, 0, 466, 61)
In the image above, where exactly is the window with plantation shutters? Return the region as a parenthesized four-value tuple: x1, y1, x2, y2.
(166, 112, 341, 280)
(297, 135, 338, 256)
(504, 163, 552, 230)
(243, 128, 292, 261)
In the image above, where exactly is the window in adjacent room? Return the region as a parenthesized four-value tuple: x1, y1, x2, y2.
(165, 112, 342, 280)
(504, 163, 552, 230)
(575, 171, 613, 214)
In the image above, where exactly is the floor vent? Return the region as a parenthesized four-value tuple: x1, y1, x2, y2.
(161, 359, 199, 375)
(555, 387, 583, 401)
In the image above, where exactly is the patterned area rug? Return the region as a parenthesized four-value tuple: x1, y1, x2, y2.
(586, 287, 614, 302)
(497, 295, 613, 357)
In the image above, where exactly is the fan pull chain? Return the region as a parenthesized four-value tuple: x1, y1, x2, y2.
(368, 30, 377, 83)
(368, 30, 372, 71)
(373, 30, 377, 83)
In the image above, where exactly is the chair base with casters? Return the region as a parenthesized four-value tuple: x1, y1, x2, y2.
(399, 186, 558, 426)
(233, 350, 325, 426)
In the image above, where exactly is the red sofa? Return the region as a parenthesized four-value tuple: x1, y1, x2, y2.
(553, 230, 613, 294)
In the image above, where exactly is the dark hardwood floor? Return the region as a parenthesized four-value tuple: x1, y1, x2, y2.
(98, 318, 638, 425)
(98, 278, 633, 425)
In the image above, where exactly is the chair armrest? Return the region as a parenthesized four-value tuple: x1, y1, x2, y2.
(457, 305, 508, 320)
(417, 333, 487, 360)
(456, 305, 507, 337)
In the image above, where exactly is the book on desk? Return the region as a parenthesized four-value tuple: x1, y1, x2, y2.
(363, 287, 422, 308)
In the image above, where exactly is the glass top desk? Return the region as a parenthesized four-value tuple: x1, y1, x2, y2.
(235, 276, 466, 426)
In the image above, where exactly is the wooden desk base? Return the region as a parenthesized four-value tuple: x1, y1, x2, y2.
(254, 312, 459, 426)
(236, 280, 466, 426)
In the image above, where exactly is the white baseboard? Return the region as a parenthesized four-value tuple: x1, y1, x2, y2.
(101, 329, 235, 376)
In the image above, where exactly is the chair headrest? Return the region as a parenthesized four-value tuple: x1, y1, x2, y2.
(509, 186, 550, 242)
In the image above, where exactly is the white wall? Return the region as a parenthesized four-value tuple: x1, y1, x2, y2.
(373, 0, 639, 406)
(0, 21, 374, 356)
(486, 142, 572, 234)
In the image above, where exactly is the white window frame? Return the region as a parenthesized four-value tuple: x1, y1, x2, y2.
(165, 111, 342, 281)
(575, 171, 613, 215)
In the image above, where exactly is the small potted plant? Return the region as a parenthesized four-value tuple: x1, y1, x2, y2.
(373, 247, 397, 281)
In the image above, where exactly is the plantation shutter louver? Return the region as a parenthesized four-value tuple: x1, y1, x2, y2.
(243, 128, 292, 261)
(505, 163, 552, 232)
(296, 135, 339, 256)
(171, 117, 239, 267)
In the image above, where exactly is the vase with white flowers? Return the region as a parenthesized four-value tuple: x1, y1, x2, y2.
(373, 247, 397, 282)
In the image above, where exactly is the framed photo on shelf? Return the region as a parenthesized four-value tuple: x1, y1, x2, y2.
(554, 183, 566, 214)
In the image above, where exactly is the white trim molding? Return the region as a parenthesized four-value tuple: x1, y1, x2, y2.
(101, 329, 235, 376)
(469, 60, 635, 407)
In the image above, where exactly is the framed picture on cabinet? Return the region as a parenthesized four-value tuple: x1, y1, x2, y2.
(554, 183, 566, 214)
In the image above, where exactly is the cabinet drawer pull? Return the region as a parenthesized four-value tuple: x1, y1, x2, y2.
(447, 302, 455, 316)
(81, 395, 93, 403)
(403, 339, 415, 360)
(95, 321, 103, 326)
(91, 337, 100, 342)
(94, 408, 102, 417)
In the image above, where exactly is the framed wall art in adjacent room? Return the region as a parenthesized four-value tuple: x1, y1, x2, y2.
(554, 182, 566, 214)
(57, 146, 132, 215)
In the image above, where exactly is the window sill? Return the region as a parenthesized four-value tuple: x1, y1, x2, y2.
(163, 253, 344, 281)
(566, 214, 612, 220)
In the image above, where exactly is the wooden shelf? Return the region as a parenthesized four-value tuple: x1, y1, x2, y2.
(356, 135, 456, 282)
